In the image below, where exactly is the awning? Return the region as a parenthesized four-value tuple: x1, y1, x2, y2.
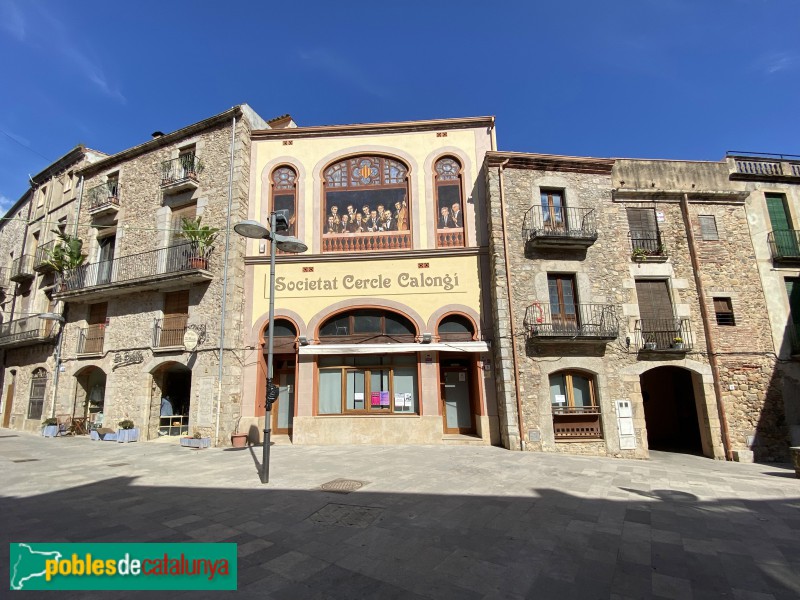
(298, 342, 490, 355)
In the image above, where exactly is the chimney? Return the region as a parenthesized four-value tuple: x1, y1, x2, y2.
(151, 131, 165, 139)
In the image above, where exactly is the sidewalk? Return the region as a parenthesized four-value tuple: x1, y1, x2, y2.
(1, 430, 799, 599)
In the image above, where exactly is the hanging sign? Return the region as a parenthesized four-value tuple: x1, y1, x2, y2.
(183, 330, 199, 351)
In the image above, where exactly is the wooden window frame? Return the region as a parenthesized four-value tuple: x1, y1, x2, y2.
(433, 156, 466, 248)
(270, 165, 298, 238)
(550, 371, 599, 412)
(540, 189, 566, 230)
(318, 310, 417, 344)
(713, 297, 736, 326)
(318, 358, 418, 415)
(27, 369, 48, 420)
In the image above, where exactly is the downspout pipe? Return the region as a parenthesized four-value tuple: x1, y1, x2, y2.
(214, 114, 237, 447)
(680, 193, 733, 460)
(72, 175, 84, 237)
(497, 159, 525, 450)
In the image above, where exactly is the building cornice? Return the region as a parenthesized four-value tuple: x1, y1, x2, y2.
(77, 106, 245, 177)
(251, 116, 495, 140)
(611, 188, 750, 203)
(485, 151, 615, 174)
(244, 246, 487, 265)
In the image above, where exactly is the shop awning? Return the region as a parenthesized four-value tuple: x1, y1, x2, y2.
(298, 342, 490, 355)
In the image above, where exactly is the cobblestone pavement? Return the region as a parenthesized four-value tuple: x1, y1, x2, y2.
(1, 430, 799, 599)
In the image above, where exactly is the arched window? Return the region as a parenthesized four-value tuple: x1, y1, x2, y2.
(434, 157, 465, 248)
(548, 370, 602, 440)
(437, 314, 475, 342)
(27, 368, 48, 420)
(264, 318, 297, 353)
(319, 309, 416, 343)
(322, 155, 410, 253)
(270, 166, 297, 237)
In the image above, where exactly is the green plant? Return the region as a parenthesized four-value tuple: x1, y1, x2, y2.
(42, 417, 57, 426)
(192, 430, 202, 439)
(631, 247, 648, 259)
(44, 230, 86, 273)
(673, 336, 684, 344)
(118, 419, 135, 430)
(180, 217, 219, 258)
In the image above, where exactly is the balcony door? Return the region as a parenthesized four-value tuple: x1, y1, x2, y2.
(541, 190, 565, 232)
(766, 194, 799, 257)
(548, 274, 578, 334)
(636, 279, 675, 348)
(160, 290, 189, 347)
(85, 302, 107, 354)
(167, 204, 196, 272)
(627, 208, 659, 253)
(97, 235, 115, 285)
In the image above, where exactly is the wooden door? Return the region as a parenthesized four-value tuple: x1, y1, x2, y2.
(84, 303, 107, 353)
(541, 190, 565, 231)
(97, 235, 116, 284)
(272, 365, 296, 434)
(441, 366, 474, 433)
(627, 208, 659, 253)
(161, 290, 189, 347)
(2, 376, 14, 428)
(636, 279, 675, 348)
(548, 274, 578, 334)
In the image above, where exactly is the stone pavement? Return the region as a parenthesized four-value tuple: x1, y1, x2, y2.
(1, 430, 799, 599)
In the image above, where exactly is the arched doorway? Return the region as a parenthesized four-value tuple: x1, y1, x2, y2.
(640, 366, 703, 455)
(149, 362, 192, 439)
(75, 366, 107, 427)
(437, 314, 479, 434)
(259, 319, 297, 435)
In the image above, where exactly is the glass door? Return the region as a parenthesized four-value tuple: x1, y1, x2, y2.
(548, 274, 578, 334)
(272, 367, 295, 434)
(441, 366, 473, 433)
(541, 190, 565, 231)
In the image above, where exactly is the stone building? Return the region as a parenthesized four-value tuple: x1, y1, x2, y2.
(240, 116, 499, 445)
(1, 105, 279, 446)
(0, 145, 107, 431)
(485, 151, 792, 461)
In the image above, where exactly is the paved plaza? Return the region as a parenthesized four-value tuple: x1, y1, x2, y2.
(1, 430, 799, 599)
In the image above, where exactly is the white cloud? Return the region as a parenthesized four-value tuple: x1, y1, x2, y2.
(0, 194, 15, 216)
(299, 48, 390, 99)
(756, 52, 799, 75)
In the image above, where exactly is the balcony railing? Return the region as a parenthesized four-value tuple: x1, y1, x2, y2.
(767, 230, 800, 262)
(323, 231, 411, 253)
(0, 315, 58, 348)
(33, 240, 56, 272)
(524, 303, 619, 341)
(161, 155, 203, 193)
(552, 406, 603, 440)
(436, 229, 465, 248)
(87, 181, 120, 215)
(10, 254, 35, 282)
(635, 317, 692, 352)
(728, 152, 800, 181)
(153, 315, 188, 348)
(77, 324, 105, 354)
(523, 205, 598, 249)
(56, 242, 212, 295)
(629, 229, 668, 260)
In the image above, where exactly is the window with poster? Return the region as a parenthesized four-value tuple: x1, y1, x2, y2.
(322, 155, 410, 253)
(269, 166, 297, 237)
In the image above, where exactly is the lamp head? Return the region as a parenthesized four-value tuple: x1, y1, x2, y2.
(234, 220, 269, 239)
(38, 312, 65, 323)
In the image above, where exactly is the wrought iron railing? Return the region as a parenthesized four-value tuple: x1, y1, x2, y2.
(10, 254, 35, 281)
(629, 229, 667, 258)
(153, 315, 188, 348)
(523, 206, 597, 242)
(767, 230, 800, 260)
(322, 231, 411, 253)
(524, 303, 618, 339)
(57, 243, 211, 293)
(161, 154, 203, 186)
(34, 240, 56, 270)
(551, 406, 603, 439)
(77, 324, 105, 354)
(0, 316, 57, 347)
(87, 181, 120, 212)
(635, 317, 692, 351)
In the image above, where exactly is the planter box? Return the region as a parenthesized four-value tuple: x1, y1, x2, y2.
(117, 428, 139, 443)
(42, 425, 58, 438)
(180, 437, 211, 449)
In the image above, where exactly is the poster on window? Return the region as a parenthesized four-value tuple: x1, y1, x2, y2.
(394, 393, 405, 411)
(370, 392, 380, 407)
(380, 391, 390, 407)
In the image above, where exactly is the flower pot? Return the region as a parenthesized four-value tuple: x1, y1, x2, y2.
(672, 343, 685, 351)
(117, 428, 139, 443)
(188, 257, 208, 269)
(42, 425, 58, 438)
(231, 433, 248, 448)
(644, 342, 657, 351)
(791, 447, 800, 479)
(180, 437, 211, 449)
(90, 430, 101, 441)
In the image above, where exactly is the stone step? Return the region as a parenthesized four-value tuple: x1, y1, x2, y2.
(441, 434, 487, 446)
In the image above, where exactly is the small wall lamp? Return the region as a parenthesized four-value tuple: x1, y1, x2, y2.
(298, 336, 309, 346)
(421, 333, 432, 344)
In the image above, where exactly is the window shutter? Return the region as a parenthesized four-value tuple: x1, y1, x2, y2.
(698, 215, 719, 241)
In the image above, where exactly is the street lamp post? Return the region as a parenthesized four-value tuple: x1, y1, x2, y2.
(39, 312, 66, 419)
(234, 213, 307, 484)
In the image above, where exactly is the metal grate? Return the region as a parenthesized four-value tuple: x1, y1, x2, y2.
(308, 503, 381, 528)
(319, 479, 367, 494)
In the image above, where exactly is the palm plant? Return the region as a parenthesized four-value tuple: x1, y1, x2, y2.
(44, 230, 86, 273)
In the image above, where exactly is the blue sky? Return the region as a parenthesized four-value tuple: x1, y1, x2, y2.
(1, 0, 799, 210)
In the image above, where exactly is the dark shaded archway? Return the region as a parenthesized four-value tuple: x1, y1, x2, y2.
(641, 366, 703, 455)
(149, 362, 192, 439)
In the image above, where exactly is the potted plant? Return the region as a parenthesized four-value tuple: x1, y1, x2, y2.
(631, 247, 649, 261)
(42, 417, 58, 438)
(672, 336, 685, 350)
(180, 217, 219, 270)
(643, 336, 657, 351)
(117, 419, 139, 443)
(181, 430, 211, 449)
(44, 230, 87, 291)
(231, 419, 248, 448)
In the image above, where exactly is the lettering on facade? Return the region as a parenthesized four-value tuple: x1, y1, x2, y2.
(273, 272, 461, 295)
(112, 350, 144, 370)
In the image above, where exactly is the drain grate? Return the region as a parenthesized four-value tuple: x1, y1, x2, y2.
(12, 458, 40, 463)
(308, 503, 382, 528)
(107, 463, 129, 468)
(319, 479, 367, 494)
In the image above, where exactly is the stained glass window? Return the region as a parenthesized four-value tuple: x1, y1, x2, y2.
(270, 166, 297, 237)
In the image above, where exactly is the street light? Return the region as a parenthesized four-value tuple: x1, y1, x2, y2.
(39, 312, 66, 419)
(233, 213, 307, 484)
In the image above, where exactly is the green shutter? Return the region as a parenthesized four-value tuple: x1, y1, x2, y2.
(766, 194, 792, 231)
